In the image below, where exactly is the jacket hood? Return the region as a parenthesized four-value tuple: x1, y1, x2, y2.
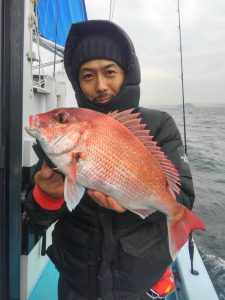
(64, 20, 141, 113)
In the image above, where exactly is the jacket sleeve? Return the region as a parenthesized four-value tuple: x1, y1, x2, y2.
(145, 111, 195, 223)
(24, 159, 66, 231)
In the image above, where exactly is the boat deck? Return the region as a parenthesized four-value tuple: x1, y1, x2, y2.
(29, 260, 175, 300)
(29, 261, 59, 300)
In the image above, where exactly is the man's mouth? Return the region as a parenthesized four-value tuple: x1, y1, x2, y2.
(93, 94, 113, 104)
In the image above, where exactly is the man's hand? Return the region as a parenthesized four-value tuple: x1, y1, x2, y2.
(87, 189, 126, 213)
(34, 161, 64, 199)
(35, 162, 126, 212)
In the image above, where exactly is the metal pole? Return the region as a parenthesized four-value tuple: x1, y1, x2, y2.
(0, 0, 24, 299)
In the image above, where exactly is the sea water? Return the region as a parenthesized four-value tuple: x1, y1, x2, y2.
(155, 104, 225, 299)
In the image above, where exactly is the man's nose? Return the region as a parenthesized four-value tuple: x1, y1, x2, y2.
(96, 75, 108, 92)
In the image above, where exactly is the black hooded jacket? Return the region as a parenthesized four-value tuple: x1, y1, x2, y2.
(63, 20, 141, 114)
(25, 21, 195, 300)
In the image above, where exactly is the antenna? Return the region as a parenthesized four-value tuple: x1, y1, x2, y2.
(177, 0, 187, 155)
(109, 0, 116, 21)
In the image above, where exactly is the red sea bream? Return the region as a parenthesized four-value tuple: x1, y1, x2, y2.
(25, 107, 205, 259)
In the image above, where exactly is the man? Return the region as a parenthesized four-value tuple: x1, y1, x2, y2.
(25, 20, 195, 300)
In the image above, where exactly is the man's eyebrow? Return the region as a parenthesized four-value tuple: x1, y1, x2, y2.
(80, 63, 118, 74)
(104, 63, 117, 69)
(79, 67, 94, 74)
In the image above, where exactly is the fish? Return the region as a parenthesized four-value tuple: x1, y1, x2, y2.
(25, 107, 205, 259)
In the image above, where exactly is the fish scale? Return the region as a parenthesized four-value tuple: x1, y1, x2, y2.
(79, 121, 154, 205)
(78, 133, 144, 203)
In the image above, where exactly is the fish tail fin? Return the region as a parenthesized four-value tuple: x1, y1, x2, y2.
(168, 204, 205, 260)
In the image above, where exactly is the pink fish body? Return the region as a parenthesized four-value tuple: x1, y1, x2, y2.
(25, 107, 205, 259)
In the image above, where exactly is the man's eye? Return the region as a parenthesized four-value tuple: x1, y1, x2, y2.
(106, 69, 116, 76)
(82, 73, 94, 80)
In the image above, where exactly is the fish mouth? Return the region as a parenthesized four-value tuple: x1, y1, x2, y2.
(25, 115, 41, 138)
(24, 126, 39, 138)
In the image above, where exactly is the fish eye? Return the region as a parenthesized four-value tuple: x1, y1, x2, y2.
(56, 112, 70, 124)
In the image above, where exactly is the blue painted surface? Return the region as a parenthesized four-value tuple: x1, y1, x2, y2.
(166, 291, 177, 300)
(28, 260, 177, 300)
(29, 261, 59, 300)
(37, 0, 87, 46)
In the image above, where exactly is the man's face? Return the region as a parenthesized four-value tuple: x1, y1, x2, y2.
(79, 59, 125, 104)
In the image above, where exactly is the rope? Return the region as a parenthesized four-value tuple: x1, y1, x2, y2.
(53, 0, 59, 78)
(33, 59, 63, 70)
(34, 3, 42, 84)
(81, 0, 86, 19)
(29, 1, 45, 87)
(43, 0, 50, 37)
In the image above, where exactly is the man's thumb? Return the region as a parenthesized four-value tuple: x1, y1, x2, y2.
(41, 161, 54, 178)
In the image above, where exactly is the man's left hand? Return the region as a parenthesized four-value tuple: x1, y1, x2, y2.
(87, 189, 126, 213)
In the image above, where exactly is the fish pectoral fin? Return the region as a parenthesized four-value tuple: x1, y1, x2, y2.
(130, 208, 155, 219)
(68, 157, 77, 184)
(67, 151, 87, 184)
(64, 177, 85, 212)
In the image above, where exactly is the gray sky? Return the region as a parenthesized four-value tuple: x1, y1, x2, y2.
(85, 0, 225, 106)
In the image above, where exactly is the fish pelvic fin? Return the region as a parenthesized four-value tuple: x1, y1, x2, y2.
(64, 177, 85, 211)
(108, 108, 181, 197)
(168, 204, 205, 260)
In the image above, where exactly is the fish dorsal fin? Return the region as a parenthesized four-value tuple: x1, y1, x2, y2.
(108, 109, 181, 196)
